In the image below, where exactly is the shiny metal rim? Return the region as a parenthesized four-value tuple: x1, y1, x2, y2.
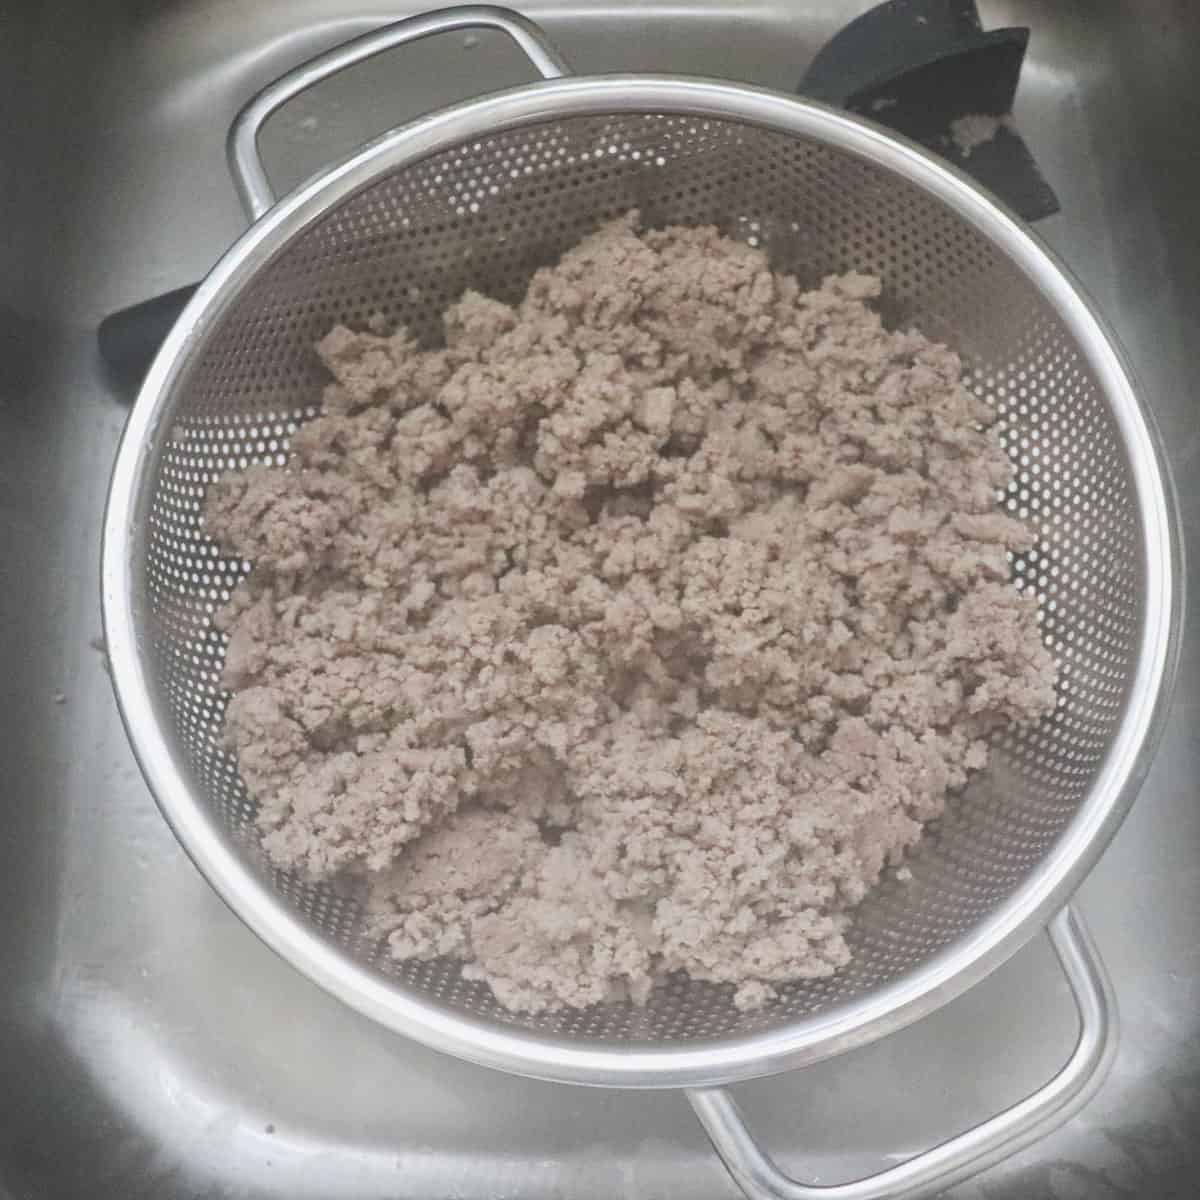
(101, 74, 1182, 1089)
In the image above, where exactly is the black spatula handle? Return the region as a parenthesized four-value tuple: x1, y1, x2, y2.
(98, 283, 198, 383)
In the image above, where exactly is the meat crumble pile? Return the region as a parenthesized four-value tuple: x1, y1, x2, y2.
(203, 215, 1056, 1013)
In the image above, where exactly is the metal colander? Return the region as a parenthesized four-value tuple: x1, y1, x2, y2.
(103, 13, 1178, 1158)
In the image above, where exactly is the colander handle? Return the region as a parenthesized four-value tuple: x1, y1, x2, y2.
(226, 5, 570, 221)
(687, 905, 1115, 1200)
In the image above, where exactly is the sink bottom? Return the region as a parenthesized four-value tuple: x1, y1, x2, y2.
(2, 2, 1199, 1197)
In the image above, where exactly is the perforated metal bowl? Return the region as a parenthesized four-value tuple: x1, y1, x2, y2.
(102, 9, 1181, 1199)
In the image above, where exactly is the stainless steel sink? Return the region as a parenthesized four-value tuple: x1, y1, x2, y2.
(2, 2, 1198, 1197)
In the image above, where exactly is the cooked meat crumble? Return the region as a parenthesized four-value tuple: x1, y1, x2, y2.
(204, 214, 1055, 1013)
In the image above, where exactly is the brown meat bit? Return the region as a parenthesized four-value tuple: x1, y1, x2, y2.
(365, 807, 545, 959)
(204, 214, 1056, 1015)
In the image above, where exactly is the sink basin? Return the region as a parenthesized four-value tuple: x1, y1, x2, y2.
(2, 2, 1199, 1197)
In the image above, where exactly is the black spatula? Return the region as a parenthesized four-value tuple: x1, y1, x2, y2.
(800, 0, 1059, 222)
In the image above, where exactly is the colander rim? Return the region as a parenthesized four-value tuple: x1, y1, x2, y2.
(101, 75, 1182, 1088)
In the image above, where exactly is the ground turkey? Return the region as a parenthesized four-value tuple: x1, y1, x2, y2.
(204, 214, 1056, 1013)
